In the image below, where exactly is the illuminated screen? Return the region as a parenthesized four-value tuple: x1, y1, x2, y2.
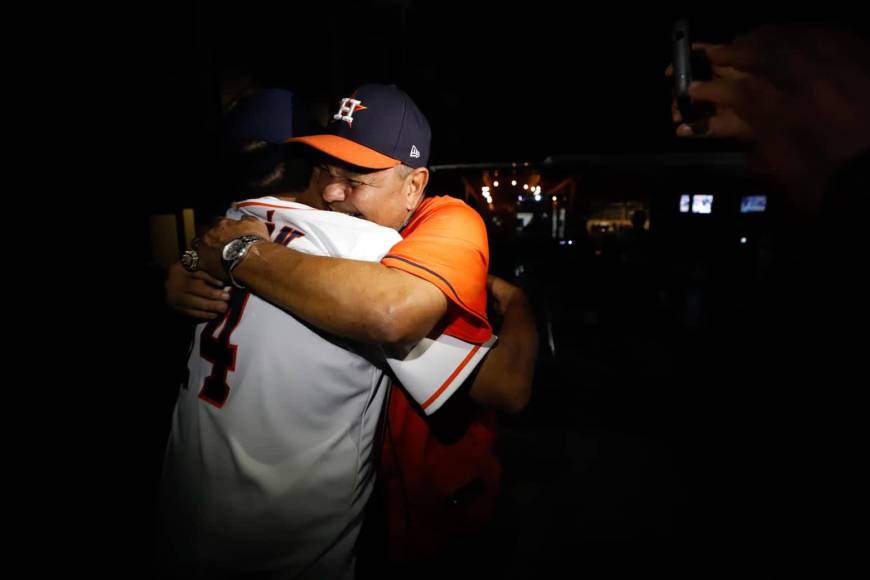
(679, 194, 690, 213)
(691, 194, 714, 214)
(740, 195, 767, 213)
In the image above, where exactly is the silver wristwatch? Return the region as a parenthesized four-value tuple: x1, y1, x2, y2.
(221, 234, 265, 288)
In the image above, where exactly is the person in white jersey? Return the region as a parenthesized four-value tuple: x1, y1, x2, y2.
(161, 194, 494, 579)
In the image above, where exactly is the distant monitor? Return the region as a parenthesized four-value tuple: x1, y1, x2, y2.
(691, 194, 714, 214)
(679, 194, 690, 213)
(516, 212, 534, 229)
(740, 195, 767, 213)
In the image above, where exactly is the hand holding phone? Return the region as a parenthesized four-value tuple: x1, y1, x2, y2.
(670, 19, 715, 132)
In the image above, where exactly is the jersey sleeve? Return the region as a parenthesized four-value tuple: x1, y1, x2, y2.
(385, 333, 498, 415)
(381, 198, 492, 344)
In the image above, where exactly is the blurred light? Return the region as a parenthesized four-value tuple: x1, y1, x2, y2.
(536, 186, 542, 194)
(679, 194, 690, 213)
(552, 196, 558, 202)
(568, 240, 573, 245)
(534, 194, 542, 202)
(493, 181, 499, 187)
(691, 194, 714, 214)
(740, 237, 748, 244)
(517, 195, 523, 202)
(523, 184, 529, 190)
(511, 180, 517, 186)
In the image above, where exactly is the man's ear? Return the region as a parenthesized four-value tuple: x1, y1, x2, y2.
(405, 167, 429, 210)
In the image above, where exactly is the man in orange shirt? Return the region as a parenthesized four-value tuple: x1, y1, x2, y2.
(168, 83, 538, 570)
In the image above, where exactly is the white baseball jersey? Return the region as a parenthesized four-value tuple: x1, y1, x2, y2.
(160, 197, 494, 579)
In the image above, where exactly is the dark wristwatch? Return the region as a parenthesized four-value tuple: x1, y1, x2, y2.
(221, 234, 265, 288)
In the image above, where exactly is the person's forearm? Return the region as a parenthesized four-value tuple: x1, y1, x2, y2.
(469, 291, 538, 413)
(233, 241, 443, 345)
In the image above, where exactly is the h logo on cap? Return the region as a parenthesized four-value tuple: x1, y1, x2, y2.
(334, 98, 367, 126)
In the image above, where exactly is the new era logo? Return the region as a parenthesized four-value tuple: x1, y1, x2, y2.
(409, 145, 421, 159)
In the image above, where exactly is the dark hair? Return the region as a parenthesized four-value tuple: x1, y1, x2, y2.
(222, 140, 313, 198)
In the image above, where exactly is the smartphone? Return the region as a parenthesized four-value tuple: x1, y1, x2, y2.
(673, 19, 713, 125)
(673, 18, 695, 123)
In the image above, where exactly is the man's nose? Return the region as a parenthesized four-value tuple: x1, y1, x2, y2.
(321, 182, 347, 203)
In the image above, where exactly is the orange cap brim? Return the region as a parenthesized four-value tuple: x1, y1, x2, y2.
(286, 135, 401, 170)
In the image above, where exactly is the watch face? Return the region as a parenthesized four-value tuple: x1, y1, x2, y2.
(222, 239, 243, 261)
(223, 235, 263, 265)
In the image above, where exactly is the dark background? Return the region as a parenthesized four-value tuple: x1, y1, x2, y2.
(106, 2, 864, 210)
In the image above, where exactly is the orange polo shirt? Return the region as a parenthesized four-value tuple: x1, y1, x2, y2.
(378, 195, 500, 562)
(381, 195, 492, 345)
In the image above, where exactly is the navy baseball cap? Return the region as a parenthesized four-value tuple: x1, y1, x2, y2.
(287, 83, 431, 170)
(223, 88, 295, 147)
